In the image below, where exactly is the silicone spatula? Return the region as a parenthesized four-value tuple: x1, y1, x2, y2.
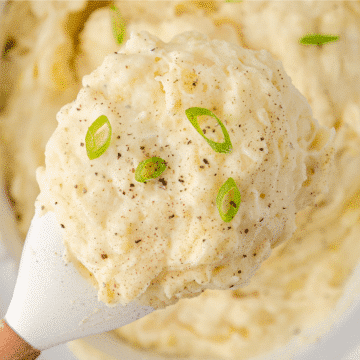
(0, 208, 155, 359)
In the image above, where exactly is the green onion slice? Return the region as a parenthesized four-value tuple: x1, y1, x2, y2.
(216, 177, 241, 222)
(85, 115, 112, 160)
(135, 157, 167, 182)
(110, 5, 126, 45)
(185, 107, 233, 154)
(299, 33, 339, 46)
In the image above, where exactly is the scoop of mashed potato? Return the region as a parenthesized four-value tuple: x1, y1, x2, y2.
(35, 31, 334, 309)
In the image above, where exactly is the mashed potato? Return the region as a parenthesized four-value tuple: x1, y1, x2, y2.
(1, 1, 359, 360)
(35, 30, 334, 309)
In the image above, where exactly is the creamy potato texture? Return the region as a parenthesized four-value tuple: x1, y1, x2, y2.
(35, 30, 334, 309)
(1, 1, 359, 360)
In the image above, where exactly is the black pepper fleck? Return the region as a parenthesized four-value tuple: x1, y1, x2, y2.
(230, 201, 237, 208)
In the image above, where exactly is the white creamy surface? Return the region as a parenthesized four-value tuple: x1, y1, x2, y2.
(1, 2, 360, 360)
(35, 30, 334, 309)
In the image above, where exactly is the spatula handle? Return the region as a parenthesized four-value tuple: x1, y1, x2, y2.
(0, 319, 41, 360)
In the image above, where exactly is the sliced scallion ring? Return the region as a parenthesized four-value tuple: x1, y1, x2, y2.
(110, 5, 126, 45)
(185, 107, 232, 153)
(85, 115, 112, 160)
(299, 33, 339, 46)
(135, 157, 167, 182)
(216, 177, 241, 222)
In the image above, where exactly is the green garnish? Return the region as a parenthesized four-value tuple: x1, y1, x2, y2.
(85, 115, 112, 160)
(216, 177, 241, 222)
(135, 157, 167, 182)
(110, 5, 126, 45)
(299, 33, 339, 46)
(185, 107, 233, 154)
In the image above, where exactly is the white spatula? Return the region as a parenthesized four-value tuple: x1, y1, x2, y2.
(1, 207, 155, 359)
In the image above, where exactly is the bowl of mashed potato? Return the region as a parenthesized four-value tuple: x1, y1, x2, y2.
(1, 1, 360, 360)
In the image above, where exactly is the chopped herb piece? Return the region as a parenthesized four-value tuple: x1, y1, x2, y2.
(135, 157, 167, 182)
(216, 177, 241, 222)
(110, 5, 126, 45)
(85, 115, 112, 160)
(185, 107, 233, 154)
(299, 33, 339, 46)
